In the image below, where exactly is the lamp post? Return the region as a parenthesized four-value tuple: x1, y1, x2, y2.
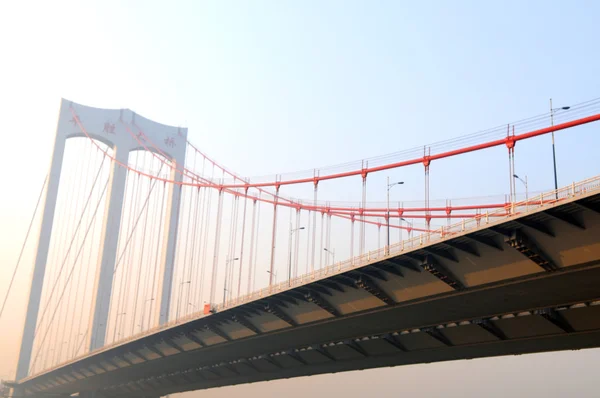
(267, 270, 277, 284)
(223, 258, 238, 304)
(550, 99, 570, 198)
(400, 217, 413, 239)
(324, 247, 335, 265)
(288, 225, 305, 285)
(387, 177, 404, 253)
(513, 174, 528, 210)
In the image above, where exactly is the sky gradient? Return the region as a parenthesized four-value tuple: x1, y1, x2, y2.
(1, 0, 600, 395)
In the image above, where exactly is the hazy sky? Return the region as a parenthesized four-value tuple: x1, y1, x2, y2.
(2, 0, 600, 395)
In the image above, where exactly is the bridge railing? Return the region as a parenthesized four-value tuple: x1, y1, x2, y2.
(30, 174, 600, 379)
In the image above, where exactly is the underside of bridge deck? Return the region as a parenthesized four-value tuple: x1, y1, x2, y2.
(17, 192, 600, 397)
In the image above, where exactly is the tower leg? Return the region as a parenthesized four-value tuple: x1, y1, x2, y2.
(15, 109, 67, 381)
(157, 161, 184, 325)
(88, 148, 129, 351)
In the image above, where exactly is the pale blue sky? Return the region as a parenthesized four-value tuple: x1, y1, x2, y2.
(1, 0, 600, 395)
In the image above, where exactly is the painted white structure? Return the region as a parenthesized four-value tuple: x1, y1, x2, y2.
(16, 99, 187, 380)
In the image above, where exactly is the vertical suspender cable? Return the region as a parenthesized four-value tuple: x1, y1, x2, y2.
(66, 139, 91, 356)
(311, 172, 318, 273)
(252, 192, 262, 292)
(177, 174, 193, 319)
(247, 197, 257, 294)
(305, 208, 311, 275)
(30, 178, 110, 370)
(230, 195, 240, 301)
(198, 162, 214, 306)
(237, 188, 249, 298)
(209, 187, 225, 306)
(142, 155, 159, 328)
(294, 208, 301, 277)
(319, 212, 324, 270)
(131, 161, 153, 334)
(326, 212, 331, 267)
(184, 183, 200, 316)
(350, 216, 355, 265)
(268, 181, 280, 288)
(360, 161, 367, 256)
(148, 182, 167, 326)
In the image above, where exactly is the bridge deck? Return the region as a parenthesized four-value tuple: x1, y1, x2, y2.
(17, 179, 600, 397)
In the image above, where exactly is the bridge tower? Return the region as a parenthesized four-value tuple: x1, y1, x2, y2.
(15, 99, 187, 381)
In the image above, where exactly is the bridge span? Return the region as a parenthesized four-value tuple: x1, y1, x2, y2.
(14, 177, 600, 397)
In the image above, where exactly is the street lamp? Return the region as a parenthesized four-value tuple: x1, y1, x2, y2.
(267, 270, 277, 284)
(513, 174, 528, 210)
(550, 99, 570, 198)
(324, 248, 335, 265)
(400, 217, 413, 239)
(288, 225, 305, 285)
(387, 177, 404, 253)
(223, 258, 238, 303)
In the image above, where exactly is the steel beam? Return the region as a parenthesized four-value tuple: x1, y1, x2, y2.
(577, 200, 600, 214)
(344, 340, 369, 357)
(505, 229, 558, 271)
(204, 324, 231, 341)
(514, 219, 555, 237)
(331, 275, 359, 289)
(544, 209, 585, 230)
(378, 261, 404, 277)
(316, 280, 345, 293)
(467, 233, 504, 251)
(182, 331, 205, 347)
(304, 290, 340, 317)
(424, 328, 453, 346)
(444, 241, 480, 257)
(423, 247, 458, 263)
(387, 256, 422, 272)
(537, 309, 575, 333)
(359, 268, 387, 281)
(264, 304, 297, 326)
(421, 255, 465, 290)
(474, 319, 507, 340)
(231, 313, 261, 335)
(162, 338, 185, 353)
(382, 334, 407, 352)
(355, 276, 395, 305)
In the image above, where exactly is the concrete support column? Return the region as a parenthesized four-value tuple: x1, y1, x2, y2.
(88, 148, 129, 351)
(157, 161, 184, 325)
(15, 126, 66, 380)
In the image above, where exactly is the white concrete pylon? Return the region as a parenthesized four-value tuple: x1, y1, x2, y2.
(16, 99, 187, 379)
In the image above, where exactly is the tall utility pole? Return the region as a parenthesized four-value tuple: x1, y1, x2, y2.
(287, 225, 304, 285)
(549, 99, 570, 199)
(386, 177, 404, 253)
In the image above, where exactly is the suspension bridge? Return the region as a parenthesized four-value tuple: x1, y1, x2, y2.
(4, 98, 600, 397)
